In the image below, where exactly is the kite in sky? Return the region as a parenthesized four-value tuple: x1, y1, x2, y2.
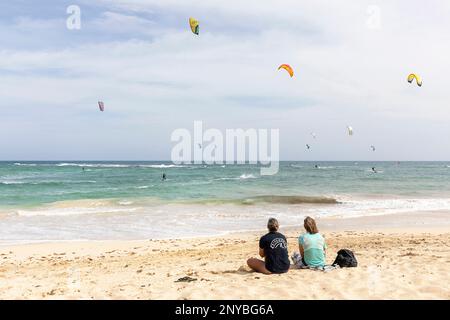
(347, 126, 353, 136)
(407, 73, 422, 87)
(189, 17, 199, 35)
(278, 64, 294, 77)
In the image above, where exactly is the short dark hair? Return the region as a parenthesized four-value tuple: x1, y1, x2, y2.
(267, 218, 279, 232)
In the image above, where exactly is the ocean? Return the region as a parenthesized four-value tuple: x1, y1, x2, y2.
(0, 161, 449, 243)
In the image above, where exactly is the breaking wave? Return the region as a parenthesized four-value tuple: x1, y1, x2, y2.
(240, 195, 339, 205)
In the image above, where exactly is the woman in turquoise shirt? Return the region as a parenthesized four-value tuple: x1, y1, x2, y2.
(298, 216, 327, 267)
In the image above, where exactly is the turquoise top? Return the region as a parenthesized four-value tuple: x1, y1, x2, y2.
(298, 233, 327, 267)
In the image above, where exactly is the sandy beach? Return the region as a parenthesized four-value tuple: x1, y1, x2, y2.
(3, 0, 450, 305)
(0, 211, 449, 300)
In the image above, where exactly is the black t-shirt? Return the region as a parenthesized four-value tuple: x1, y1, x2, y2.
(259, 231, 290, 273)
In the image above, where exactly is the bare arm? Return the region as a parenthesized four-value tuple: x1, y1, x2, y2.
(259, 248, 265, 258)
(299, 244, 304, 258)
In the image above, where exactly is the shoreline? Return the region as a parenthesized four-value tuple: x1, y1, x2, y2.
(2, 209, 449, 247)
(0, 211, 449, 299)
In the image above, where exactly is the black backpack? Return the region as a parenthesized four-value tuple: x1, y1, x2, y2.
(332, 249, 357, 267)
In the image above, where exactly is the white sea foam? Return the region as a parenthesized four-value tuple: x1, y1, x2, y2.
(140, 164, 185, 168)
(54, 163, 185, 169)
(239, 174, 257, 179)
(307, 197, 450, 219)
(366, 169, 384, 173)
(12, 162, 186, 169)
(15, 206, 137, 217)
(215, 174, 258, 181)
(118, 201, 134, 205)
(13, 163, 37, 166)
(9, 198, 141, 217)
(56, 163, 130, 168)
(0, 180, 25, 185)
(2, 196, 450, 242)
(1, 179, 96, 185)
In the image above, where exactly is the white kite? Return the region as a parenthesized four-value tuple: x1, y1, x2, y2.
(347, 126, 353, 136)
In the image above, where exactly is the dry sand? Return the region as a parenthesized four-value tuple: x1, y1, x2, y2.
(0, 212, 449, 299)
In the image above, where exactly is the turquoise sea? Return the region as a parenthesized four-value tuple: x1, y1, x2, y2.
(1, 161, 449, 243)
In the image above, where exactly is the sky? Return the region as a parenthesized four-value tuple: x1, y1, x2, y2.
(1, 0, 450, 161)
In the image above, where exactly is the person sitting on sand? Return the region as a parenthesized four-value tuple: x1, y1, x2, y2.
(247, 218, 290, 274)
(298, 216, 327, 267)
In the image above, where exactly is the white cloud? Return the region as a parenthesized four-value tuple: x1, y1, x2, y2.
(92, 11, 156, 33)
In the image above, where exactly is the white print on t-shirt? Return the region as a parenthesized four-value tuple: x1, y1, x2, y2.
(270, 238, 287, 249)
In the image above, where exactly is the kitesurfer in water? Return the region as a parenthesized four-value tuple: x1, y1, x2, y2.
(162, 173, 166, 181)
(371, 167, 377, 173)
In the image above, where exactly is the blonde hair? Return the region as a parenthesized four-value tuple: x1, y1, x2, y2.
(267, 218, 279, 232)
(304, 216, 319, 234)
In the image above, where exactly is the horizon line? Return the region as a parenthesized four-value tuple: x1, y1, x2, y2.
(2, 160, 450, 162)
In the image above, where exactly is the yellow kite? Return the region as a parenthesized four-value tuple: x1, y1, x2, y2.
(189, 17, 199, 35)
(407, 73, 422, 87)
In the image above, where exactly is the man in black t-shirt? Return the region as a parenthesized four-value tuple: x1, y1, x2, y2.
(247, 218, 290, 274)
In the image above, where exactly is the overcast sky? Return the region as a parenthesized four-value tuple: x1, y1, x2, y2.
(1, 0, 450, 161)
